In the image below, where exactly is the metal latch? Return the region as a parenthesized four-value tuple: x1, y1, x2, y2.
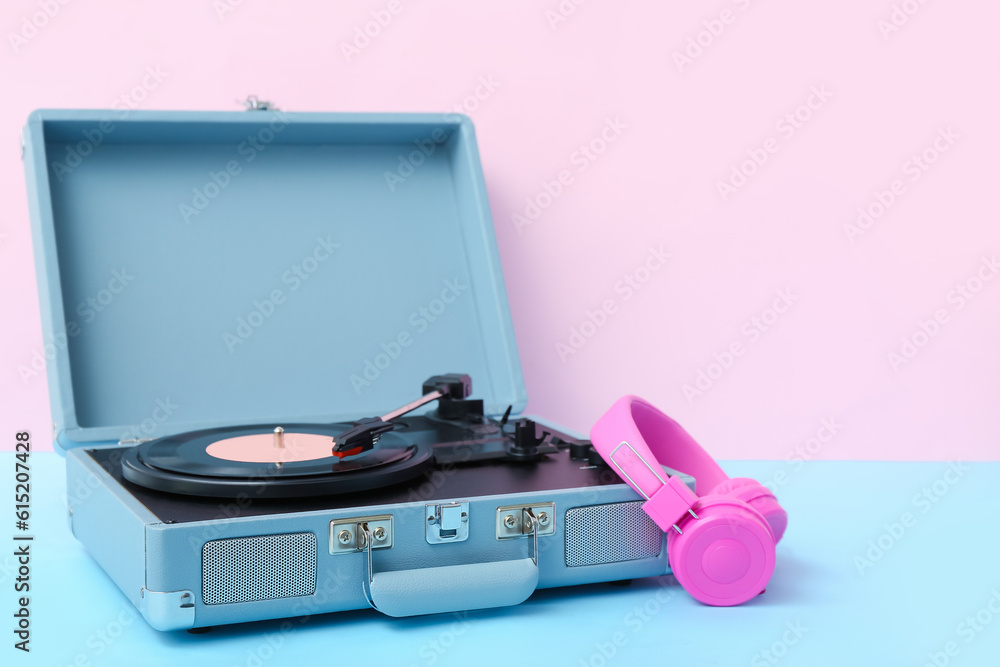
(330, 515, 393, 555)
(496, 502, 556, 540)
(426, 502, 469, 544)
(242, 95, 277, 111)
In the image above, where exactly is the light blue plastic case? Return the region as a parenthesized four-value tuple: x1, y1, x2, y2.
(24, 109, 688, 630)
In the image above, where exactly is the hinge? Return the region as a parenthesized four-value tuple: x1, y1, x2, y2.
(242, 95, 277, 111)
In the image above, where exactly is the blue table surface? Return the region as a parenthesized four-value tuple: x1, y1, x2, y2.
(3, 454, 999, 667)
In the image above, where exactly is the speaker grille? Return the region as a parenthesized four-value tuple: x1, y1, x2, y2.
(565, 501, 662, 567)
(202, 532, 317, 605)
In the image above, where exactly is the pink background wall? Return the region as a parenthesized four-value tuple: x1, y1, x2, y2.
(2, 0, 998, 460)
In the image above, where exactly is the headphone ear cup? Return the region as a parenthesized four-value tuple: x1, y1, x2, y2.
(709, 477, 788, 543)
(666, 496, 776, 606)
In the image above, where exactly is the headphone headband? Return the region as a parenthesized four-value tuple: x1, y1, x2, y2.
(591, 395, 729, 496)
(591, 396, 732, 533)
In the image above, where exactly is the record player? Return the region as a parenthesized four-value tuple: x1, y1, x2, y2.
(23, 108, 692, 630)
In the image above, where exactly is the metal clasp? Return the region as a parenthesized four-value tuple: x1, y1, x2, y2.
(330, 515, 393, 555)
(426, 502, 469, 544)
(242, 95, 277, 111)
(496, 502, 555, 541)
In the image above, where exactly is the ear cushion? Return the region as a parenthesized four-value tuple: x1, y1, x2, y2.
(709, 477, 787, 543)
(666, 495, 776, 606)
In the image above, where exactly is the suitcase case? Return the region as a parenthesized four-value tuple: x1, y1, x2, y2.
(23, 108, 692, 630)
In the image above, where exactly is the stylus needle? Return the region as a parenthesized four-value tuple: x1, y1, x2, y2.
(331, 417, 395, 458)
(332, 374, 473, 458)
(331, 389, 449, 458)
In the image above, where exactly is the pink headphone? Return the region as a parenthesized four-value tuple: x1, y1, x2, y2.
(590, 396, 787, 606)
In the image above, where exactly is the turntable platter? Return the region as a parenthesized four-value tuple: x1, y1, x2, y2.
(120, 423, 434, 499)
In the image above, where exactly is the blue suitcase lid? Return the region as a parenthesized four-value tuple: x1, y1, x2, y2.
(23, 109, 526, 448)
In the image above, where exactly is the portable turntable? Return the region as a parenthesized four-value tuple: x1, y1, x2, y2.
(24, 109, 693, 630)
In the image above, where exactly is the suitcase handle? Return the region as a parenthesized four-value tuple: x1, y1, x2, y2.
(365, 558, 539, 617)
(359, 522, 540, 617)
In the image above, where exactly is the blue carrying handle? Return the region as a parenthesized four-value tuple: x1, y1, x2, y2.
(364, 557, 539, 617)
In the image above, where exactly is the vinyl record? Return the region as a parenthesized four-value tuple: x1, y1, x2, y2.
(120, 423, 433, 498)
